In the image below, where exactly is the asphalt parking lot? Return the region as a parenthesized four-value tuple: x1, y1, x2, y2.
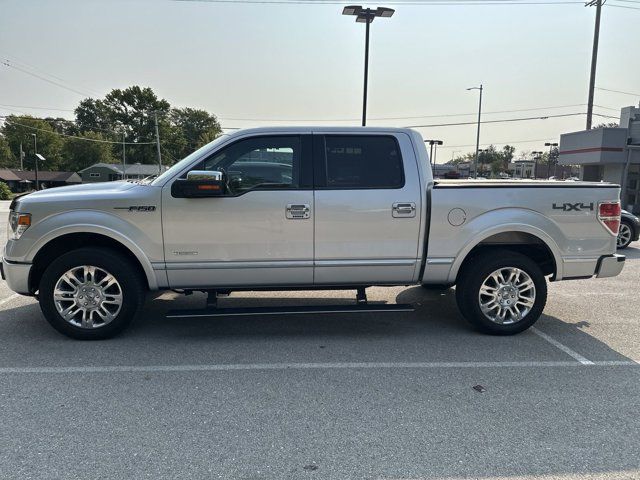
(0, 200, 638, 480)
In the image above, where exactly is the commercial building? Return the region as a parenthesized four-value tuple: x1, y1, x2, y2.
(559, 105, 640, 213)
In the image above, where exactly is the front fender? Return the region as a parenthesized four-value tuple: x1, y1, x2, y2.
(8, 210, 160, 290)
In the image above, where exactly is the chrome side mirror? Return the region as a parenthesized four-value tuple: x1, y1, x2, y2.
(187, 170, 223, 181)
(172, 170, 226, 198)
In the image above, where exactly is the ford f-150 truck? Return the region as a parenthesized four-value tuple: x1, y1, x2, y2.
(1, 127, 625, 339)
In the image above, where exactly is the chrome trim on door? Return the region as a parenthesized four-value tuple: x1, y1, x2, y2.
(315, 259, 417, 267)
(286, 204, 310, 219)
(392, 202, 416, 218)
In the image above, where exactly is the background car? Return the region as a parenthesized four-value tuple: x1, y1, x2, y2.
(618, 210, 640, 249)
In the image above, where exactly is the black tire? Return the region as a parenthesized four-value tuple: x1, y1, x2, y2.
(617, 220, 634, 249)
(39, 248, 145, 340)
(455, 250, 547, 335)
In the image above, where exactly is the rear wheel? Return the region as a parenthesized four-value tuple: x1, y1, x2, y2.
(617, 221, 633, 249)
(455, 250, 547, 335)
(38, 248, 145, 340)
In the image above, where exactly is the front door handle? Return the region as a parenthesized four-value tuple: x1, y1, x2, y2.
(286, 204, 310, 219)
(392, 202, 416, 218)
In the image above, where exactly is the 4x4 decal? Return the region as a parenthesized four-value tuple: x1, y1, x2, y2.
(552, 202, 594, 212)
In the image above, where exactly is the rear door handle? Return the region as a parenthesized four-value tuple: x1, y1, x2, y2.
(286, 204, 310, 219)
(392, 202, 416, 218)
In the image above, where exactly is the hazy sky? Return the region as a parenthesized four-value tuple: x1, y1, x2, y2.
(1, 0, 638, 161)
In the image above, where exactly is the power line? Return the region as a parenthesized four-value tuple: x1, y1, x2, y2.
(607, 2, 640, 8)
(0, 103, 76, 112)
(595, 86, 640, 96)
(1, 60, 95, 97)
(404, 112, 586, 128)
(1, 114, 128, 137)
(443, 137, 556, 148)
(0, 117, 155, 145)
(0, 51, 103, 97)
(216, 104, 596, 122)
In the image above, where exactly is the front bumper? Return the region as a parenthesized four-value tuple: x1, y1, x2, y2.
(596, 253, 625, 278)
(1, 256, 32, 295)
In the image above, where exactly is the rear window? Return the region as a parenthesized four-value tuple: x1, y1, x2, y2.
(324, 135, 404, 189)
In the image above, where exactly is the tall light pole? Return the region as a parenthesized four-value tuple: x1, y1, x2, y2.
(31, 133, 39, 191)
(586, 0, 602, 130)
(545, 142, 558, 178)
(425, 139, 443, 169)
(467, 84, 483, 178)
(342, 5, 395, 126)
(532, 151, 543, 179)
(122, 131, 127, 180)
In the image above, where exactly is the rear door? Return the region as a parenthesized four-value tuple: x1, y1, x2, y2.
(313, 132, 423, 284)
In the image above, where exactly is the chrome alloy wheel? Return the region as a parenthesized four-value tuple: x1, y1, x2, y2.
(617, 223, 632, 248)
(53, 266, 123, 329)
(478, 267, 536, 325)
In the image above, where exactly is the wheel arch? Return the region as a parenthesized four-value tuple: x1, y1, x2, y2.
(450, 224, 562, 284)
(28, 229, 157, 294)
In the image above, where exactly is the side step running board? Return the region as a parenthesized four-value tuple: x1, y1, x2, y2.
(166, 303, 414, 319)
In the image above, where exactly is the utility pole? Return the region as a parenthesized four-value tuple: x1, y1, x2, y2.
(467, 84, 483, 178)
(586, 0, 602, 130)
(19, 143, 24, 170)
(153, 111, 162, 174)
(122, 132, 126, 181)
(31, 133, 39, 191)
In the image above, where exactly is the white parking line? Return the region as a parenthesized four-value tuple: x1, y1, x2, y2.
(0, 360, 636, 374)
(531, 327, 595, 365)
(0, 293, 20, 308)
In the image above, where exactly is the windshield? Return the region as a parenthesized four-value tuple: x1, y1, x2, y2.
(150, 134, 230, 186)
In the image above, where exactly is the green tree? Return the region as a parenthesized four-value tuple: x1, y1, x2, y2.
(170, 107, 222, 154)
(0, 181, 12, 199)
(1, 116, 64, 170)
(0, 136, 16, 168)
(75, 86, 171, 165)
(62, 132, 117, 171)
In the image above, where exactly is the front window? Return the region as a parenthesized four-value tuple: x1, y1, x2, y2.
(195, 136, 301, 193)
(150, 134, 229, 186)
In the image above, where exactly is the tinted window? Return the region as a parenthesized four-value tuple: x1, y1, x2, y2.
(324, 135, 404, 188)
(198, 136, 301, 192)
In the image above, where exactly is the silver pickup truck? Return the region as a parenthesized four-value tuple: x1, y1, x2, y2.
(1, 127, 625, 339)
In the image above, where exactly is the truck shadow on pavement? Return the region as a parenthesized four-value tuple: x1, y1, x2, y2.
(0, 273, 635, 365)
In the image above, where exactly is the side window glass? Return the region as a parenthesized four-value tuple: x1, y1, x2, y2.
(324, 135, 404, 188)
(198, 136, 301, 192)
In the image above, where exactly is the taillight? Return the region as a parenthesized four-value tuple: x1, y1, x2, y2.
(598, 201, 621, 235)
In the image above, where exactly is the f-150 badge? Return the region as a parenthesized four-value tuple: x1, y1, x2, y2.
(114, 206, 157, 212)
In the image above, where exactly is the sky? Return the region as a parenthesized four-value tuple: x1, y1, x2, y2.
(0, 0, 639, 162)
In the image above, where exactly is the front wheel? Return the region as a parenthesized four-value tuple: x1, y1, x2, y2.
(455, 250, 547, 335)
(39, 248, 145, 340)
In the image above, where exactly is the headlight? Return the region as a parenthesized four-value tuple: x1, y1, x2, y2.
(8, 211, 31, 240)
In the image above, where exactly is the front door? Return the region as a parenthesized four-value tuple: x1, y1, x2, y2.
(161, 134, 314, 288)
(313, 133, 423, 285)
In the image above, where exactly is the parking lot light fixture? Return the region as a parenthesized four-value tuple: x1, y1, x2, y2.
(342, 5, 395, 127)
